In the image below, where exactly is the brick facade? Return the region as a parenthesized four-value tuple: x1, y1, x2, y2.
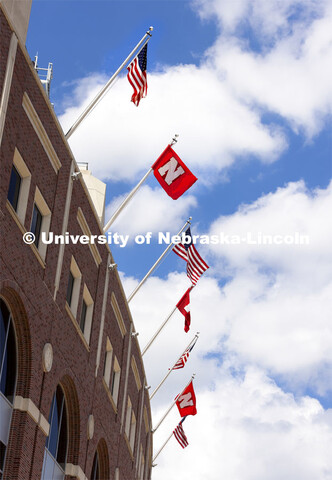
(0, 6, 152, 480)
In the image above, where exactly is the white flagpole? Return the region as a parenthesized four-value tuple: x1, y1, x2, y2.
(142, 305, 177, 356)
(152, 431, 174, 464)
(150, 333, 199, 400)
(65, 27, 153, 139)
(142, 284, 195, 357)
(127, 216, 192, 303)
(152, 374, 195, 433)
(103, 167, 153, 232)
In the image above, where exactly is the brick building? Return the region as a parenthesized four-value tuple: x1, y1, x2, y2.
(0, 2, 152, 479)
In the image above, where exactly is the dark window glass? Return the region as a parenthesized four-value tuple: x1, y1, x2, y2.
(80, 300, 87, 332)
(91, 451, 99, 480)
(30, 204, 42, 248)
(66, 272, 74, 306)
(46, 385, 68, 468)
(0, 299, 17, 403)
(0, 440, 6, 478)
(110, 370, 116, 396)
(102, 350, 108, 378)
(7, 165, 21, 212)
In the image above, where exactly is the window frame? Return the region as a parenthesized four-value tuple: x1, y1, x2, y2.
(31, 187, 51, 261)
(41, 385, 68, 480)
(66, 257, 81, 318)
(0, 299, 17, 479)
(80, 284, 93, 344)
(30, 203, 43, 248)
(110, 356, 121, 405)
(103, 338, 113, 388)
(7, 148, 31, 225)
(7, 164, 22, 212)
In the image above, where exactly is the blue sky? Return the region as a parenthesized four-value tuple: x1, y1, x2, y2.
(27, 1, 332, 478)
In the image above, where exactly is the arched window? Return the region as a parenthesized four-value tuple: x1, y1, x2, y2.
(91, 450, 99, 480)
(90, 439, 109, 480)
(41, 385, 68, 480)
(0, 298, 17, 478)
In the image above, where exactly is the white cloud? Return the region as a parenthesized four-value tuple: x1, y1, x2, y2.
(153, 367, 332, 480)
(123, 181, 332, 404)
(59, 64, 286, 183)
(104, 184, 197, 235)
(209, 180, 332, 284)
(198, 0, 332, 137)
(118, 180, 332, 477)
(194, 0, 327, 40)
(205, 181, 332, 391)
(58, 0, 332, 188)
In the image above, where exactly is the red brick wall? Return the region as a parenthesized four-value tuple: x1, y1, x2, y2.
(0, 6, 152, 479)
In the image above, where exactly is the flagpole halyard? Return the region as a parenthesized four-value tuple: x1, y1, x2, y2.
(65, 27, 153, 139)
(151, 374, 195, 433)
(127, 216, 192, 303)
(149, 333, 199, 400)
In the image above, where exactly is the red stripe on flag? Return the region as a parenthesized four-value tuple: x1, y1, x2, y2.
(173, 423, 189, 448)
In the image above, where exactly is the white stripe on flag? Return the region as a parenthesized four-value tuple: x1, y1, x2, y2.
(173, 423, 189, 448)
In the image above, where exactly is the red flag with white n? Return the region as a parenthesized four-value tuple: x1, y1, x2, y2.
(152, 145, 197, 199)
(175, 381, 197, 417)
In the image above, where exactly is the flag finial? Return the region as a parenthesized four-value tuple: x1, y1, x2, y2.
(170, 134, 179, 146)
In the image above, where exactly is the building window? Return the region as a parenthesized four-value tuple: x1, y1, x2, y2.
(30, 187, 51, 260)
(80, 300, 87, 332)
(41, 385, 68, 480)
(125, 397, 136, 453)
(6, 149, 31, 225)
(80, 285, 93, 344)
(30, 204, 42, 248)
(125, 398, 132, 439)
(138, 445, 145, 480)
(91, 451, 99, 480)
(110, 357, 121, 405)
(103, 338, 113, 388)
(66, 272, 74, 306)
(0, 299, 17, 479)
(66, 257, 81, 318)
(129, 411, 136, 451)
(7, 165, 21, 212)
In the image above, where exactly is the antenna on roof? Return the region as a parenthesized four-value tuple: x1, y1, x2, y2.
(33, 53, 53, 98)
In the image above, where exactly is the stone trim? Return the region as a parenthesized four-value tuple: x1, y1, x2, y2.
(22, 92, 62, 173)
(111, 292, 127, 337)
(0, 32, 17, 144)
(131, 356, 142, 391)
(14, 395, 50, 436)
(77, 207, 102, 267)
(65, 463, 88, 480)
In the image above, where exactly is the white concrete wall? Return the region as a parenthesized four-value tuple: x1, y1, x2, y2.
(80, 170, 106, 225)
(1, 0, 32, 45)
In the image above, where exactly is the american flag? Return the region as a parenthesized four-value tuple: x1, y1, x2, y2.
(127, 43, 148, 106)
(172, 336, 198, 370)
(173, 227, 209, 285)
(173, 417, 189, 449)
